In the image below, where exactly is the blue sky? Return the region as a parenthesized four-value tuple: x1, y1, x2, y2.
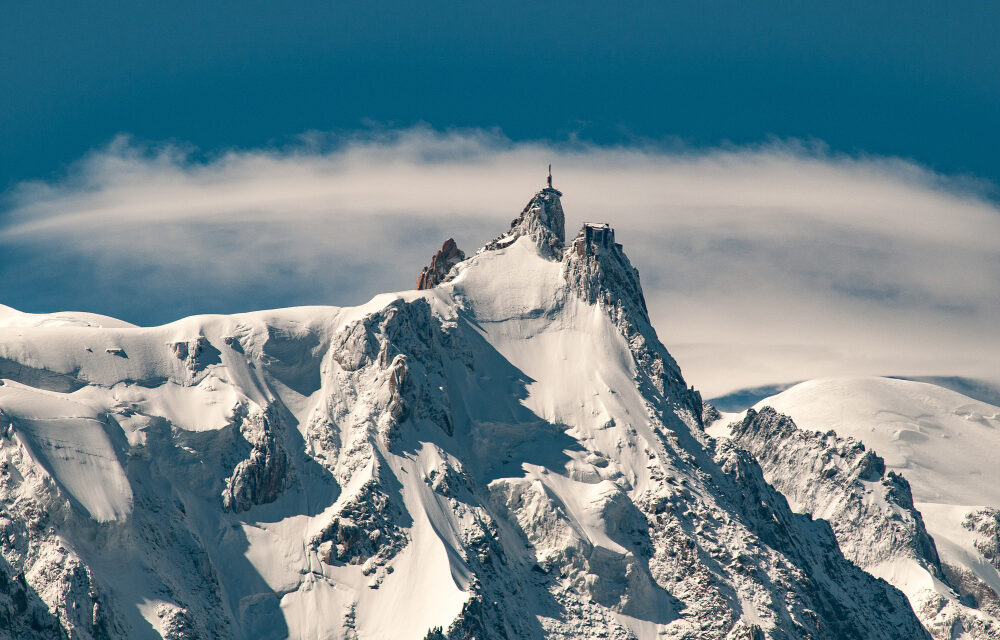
(2, 2, 999, 394)
(3, 2, 999, 188)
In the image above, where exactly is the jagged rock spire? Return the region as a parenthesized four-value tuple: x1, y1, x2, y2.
(523, 185, 565, 245)
(416, 238, 465, 290)
(567, 222, 646, 319)
(563, 219, 705, 422)
(484, 176, 565, 259)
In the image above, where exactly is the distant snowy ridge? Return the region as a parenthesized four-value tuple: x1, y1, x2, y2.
(0, 186, 928, 639)
(708, 377, 1000, 639)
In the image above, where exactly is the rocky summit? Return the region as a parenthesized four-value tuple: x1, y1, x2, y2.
(416, 238, 466, 291)
(0, 181, 945, 639)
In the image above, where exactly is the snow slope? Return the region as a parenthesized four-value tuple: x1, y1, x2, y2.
(0, 303, 136, 329)
(0, 381, 133, 522)
(0, 187, 928, 640)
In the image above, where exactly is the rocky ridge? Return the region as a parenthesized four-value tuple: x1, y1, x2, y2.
(484, 186, 566, 259)
(416, 239, 466, 291)
(955, 509, 1000, 613)
(720, 407, 1000, 639)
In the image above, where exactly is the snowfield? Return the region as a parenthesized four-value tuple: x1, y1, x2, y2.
(0, 186, 938, 639)
(0, 381, 133, 522)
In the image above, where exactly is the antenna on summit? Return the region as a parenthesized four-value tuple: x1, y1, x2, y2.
(547, 164, 553, 189)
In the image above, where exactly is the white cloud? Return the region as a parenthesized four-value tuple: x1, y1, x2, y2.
(3, 127, 999, 397)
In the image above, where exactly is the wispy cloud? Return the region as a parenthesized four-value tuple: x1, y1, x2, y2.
(3, 128, 998, 396)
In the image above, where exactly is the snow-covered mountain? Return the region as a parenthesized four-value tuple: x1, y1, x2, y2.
(709, 377, 1000, 638)
(0, 185, 931, 639)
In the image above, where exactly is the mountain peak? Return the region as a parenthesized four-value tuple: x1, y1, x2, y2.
(523, 186, 566, 242)
(566, 220, 648, 321)
(415, 238, 465, 290)
(0, 178, 941, 639)
(484, 185, 565, 259)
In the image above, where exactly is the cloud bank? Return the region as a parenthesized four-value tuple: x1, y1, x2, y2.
(2, 128, 998, 397)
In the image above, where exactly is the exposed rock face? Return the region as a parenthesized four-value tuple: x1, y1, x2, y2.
(416, 238, 466, 290)
(950, 508, 1000, 614)
(568, 223, 647, 318)
(484, 187, 565, 259)
(322, 297, 459, 452)
(726, 407, 1000, 639)
(311, 458, 409, 569)
(169, 336, 222, 374)
(965, 509, 1000, 572)
(730, 408, 943, 571)
(564, 220, 703, 425)
(221, 404, 290, 513)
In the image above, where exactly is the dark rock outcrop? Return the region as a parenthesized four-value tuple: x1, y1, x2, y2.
(169, 336, 222, 373)
(567, 222, 648, 320)
(221, 405, 290, 513)
(312, 470, 409, 568)
(416, 238, 465, 290)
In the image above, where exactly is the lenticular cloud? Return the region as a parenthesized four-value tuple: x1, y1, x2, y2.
(2, 127, 999, 395)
